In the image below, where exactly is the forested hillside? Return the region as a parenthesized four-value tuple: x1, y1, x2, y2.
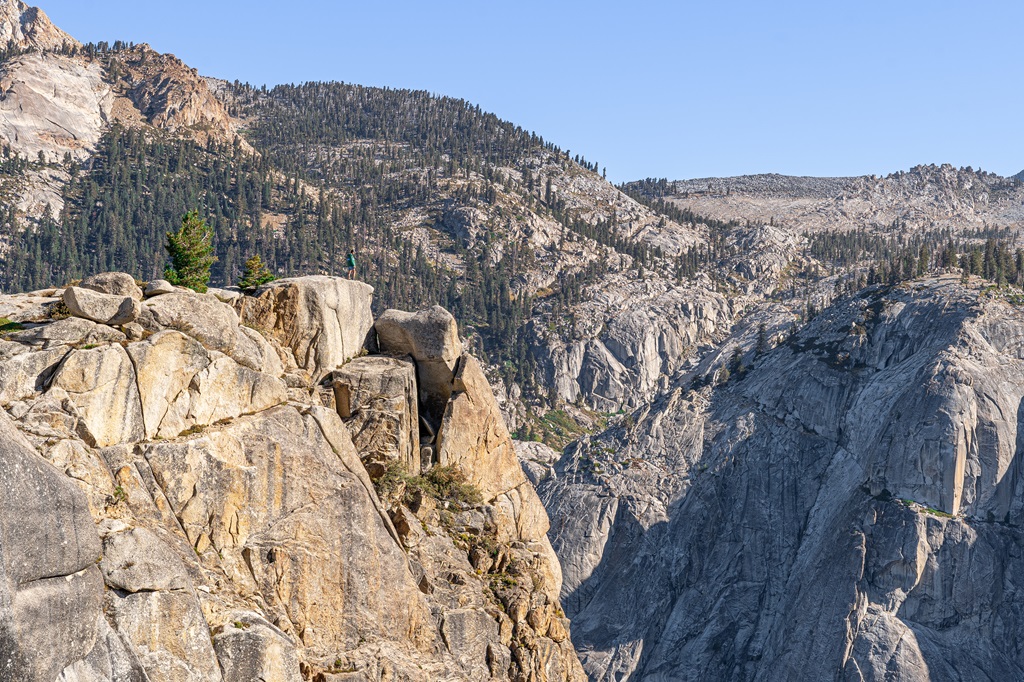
(3, 39, 1023, 415)
(0, 61, 675, 396)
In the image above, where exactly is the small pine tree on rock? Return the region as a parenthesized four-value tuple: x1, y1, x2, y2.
(237, 254, 275, 291)
(164, 211, 217, 293)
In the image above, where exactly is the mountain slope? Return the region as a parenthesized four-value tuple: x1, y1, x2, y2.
(543, 275, 1024, 680)
(627, 164, 1024, 235)
(6, 5, 1024, 682)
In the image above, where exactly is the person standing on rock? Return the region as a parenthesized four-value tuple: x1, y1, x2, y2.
(346, 249, 357, 280)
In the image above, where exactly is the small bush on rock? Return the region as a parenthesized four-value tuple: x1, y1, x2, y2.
(409, 465, 483, 507)
(373, 461, 483, 509)
(0, 317, 23, 334)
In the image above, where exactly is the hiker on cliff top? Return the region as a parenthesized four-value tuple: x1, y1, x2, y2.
(346, 249, 357, 280)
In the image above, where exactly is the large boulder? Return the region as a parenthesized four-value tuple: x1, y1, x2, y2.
(213, 614, 302, 682)
(49, 345, 145, 447)
(63, 287, 140, 326)
(79, 272, 144, 301)
(0, 409, 104, 682)
(236, 276, 375, 383)
(143, 279, 176, 297)
(181, 353, 287, 428)
(141, 291, 275, 373)
(332, 355, 420, 474)
(375, 306, 462, 419)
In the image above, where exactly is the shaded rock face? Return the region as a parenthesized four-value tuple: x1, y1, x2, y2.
(0, 274, 584, 681)
(0, 409, 103, 682)
(543, 276, 1024, 680)
(530, 277, 733, 412)
(333, 355, 420, 475)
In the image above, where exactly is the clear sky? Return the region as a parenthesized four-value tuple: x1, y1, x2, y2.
(36, 0, 1024, 183)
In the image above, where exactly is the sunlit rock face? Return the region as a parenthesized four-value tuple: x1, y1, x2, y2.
(0, 273, 586, 682)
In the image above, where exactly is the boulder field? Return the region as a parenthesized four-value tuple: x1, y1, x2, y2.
(0, 274, 585, 682)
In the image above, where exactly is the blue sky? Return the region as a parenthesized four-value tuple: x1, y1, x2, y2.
(38, 0, 1024, 183)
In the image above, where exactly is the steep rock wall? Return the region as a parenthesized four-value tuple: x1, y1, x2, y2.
(543, 275, 1024, 680)
(0, 274, 585, 682)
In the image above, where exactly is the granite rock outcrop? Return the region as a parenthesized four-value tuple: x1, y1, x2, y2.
(542, 275, 1024, 680)
(0, 273, 585, 682)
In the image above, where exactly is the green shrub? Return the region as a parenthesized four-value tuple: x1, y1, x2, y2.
(374, 461, 483, 508)
(0, 317, 23, 334)
(237, 254, 275, 291)
(409, 465, 483, 507)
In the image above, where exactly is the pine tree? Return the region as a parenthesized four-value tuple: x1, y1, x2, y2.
(165, 210, 217, 293)
(237, 254, 275, 291)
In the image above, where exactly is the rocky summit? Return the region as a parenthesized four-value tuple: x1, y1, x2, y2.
(0, 274, 585, 682)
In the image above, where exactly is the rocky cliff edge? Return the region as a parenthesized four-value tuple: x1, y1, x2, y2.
(0, 273, 584, 682)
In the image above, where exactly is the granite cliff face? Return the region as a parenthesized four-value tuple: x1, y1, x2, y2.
(0, 0, 76, 52)
(540, 275, 1024, 680)
(0, 273, 585, 682)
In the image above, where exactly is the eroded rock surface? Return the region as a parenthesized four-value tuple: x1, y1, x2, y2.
(543, 275, 1024, 681)
(237, 276, 375, 383)
(0, 274, 583, 682)
(333, 355, 420, 475)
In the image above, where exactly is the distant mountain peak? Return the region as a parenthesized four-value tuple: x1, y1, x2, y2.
(0, 0, 79, 52)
